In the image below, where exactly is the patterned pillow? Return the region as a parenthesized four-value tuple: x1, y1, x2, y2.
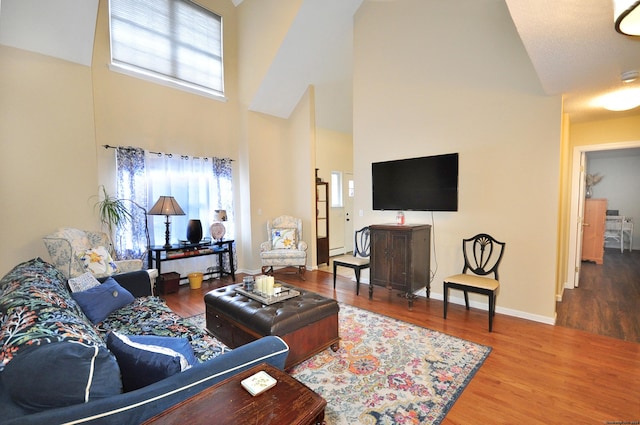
(68, 271, 101, 293)
(271, 228, 297, 249)
(78, 246, 118, 277)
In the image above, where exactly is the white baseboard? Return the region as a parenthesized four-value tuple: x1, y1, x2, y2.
(415, 288, 556, 325)
(234, 269, 556, 325)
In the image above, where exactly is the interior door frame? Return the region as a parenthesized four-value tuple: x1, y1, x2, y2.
(566, 140, 640, 289)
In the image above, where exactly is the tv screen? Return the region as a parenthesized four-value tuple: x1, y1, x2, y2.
(372, 153, 458, 211)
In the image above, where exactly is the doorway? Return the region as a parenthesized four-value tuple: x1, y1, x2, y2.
(559, 141, 640, 341)
(565, 141, 640, 289)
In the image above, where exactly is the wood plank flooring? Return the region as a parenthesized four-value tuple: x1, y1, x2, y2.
(163, 268, 640, 424)
(556, 248, 640, 343)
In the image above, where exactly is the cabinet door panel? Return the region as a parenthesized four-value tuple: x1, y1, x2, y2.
(370, 230, 389, 287)
(389, 232, 409, 290)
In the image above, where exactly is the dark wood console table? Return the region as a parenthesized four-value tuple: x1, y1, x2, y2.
(369, 224, 431, 309)
(142, 363, 326, 425)
(148, 240, 235, 282)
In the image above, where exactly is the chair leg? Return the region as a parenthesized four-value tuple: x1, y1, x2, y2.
(443, 282, 448, 319)
(298, 266, 306, 280)
(463, 291, 470, 309)
(333, 263, 338, 289)
(488, 291, 495, 332)
(354, 268, 361, 296)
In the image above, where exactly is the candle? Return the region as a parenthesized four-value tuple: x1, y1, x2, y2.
(267, 276, 275, 296)
(256, 276, 264, 294)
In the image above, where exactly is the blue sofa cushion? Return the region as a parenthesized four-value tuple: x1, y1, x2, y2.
(1, 341, 122, 412)
(107, 332, 197, 392)
(72, 277, 135, 324)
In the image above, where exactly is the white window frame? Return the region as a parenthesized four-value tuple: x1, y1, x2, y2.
(108, 0, 226, 101)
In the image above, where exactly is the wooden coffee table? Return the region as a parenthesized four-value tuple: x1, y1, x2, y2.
(142, 363, 326, 425)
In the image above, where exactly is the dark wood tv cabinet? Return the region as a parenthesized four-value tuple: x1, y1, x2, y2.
(369, 223, 431, 309)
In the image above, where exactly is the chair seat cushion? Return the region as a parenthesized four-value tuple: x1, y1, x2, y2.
(445, 274, 499, 291)
(260, 249, 307, 265)
(333, 255, 369, 267)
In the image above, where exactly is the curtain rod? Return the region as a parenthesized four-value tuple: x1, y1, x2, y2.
(102, 144, 233, 161)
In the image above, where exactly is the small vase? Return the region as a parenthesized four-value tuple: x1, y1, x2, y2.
(585, 186, 593, 199)
(186, 219, 203, 244)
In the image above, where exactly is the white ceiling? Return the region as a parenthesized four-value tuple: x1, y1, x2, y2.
(1, 0, 640, 131)
(505, 0, 640, 123)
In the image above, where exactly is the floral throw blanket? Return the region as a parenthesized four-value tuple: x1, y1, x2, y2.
(98, 297, 227, 362)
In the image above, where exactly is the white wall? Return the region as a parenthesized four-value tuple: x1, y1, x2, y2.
(587, 149, 640, 250)
(352, 0, 562, 322)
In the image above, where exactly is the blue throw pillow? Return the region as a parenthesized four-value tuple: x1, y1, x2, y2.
(107, 332, 196, 392)
(1, 341, 122, 412)
(72, 277, 134, 324)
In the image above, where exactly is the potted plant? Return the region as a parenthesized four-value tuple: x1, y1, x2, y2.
(93, 185, 132, 245)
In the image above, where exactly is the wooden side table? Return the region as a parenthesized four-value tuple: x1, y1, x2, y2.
(142, 363, 326, 425)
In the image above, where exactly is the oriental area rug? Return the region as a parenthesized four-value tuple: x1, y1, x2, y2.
(189, 303, 491, 425)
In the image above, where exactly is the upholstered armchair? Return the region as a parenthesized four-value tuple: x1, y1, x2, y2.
(43, 228, 143, 279)
(260, 215, 308, 279)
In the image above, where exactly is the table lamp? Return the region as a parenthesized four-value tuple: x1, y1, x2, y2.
(149, 196, 185, 248)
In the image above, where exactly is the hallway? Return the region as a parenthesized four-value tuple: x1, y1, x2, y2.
(556, 249, 640, 343)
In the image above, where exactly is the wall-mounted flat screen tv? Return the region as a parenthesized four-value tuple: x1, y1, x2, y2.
(372, 153, 458, 211)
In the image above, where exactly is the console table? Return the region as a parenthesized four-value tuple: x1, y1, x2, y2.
(142, 363, 326, 425)
(369, 224, 431, 309)
(148, 240, 235, 282)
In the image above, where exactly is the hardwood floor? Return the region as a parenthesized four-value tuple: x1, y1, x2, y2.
(163, 268, 640, 424)
(556, 249, 640, 343)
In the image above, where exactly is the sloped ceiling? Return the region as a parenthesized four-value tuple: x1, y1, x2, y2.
(2, 0, 640, 131)
(247, 0, 363, 134)
(0, 0, 98, 67)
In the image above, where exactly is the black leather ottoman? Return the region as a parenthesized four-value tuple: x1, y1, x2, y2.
(204, 284, 340, 369)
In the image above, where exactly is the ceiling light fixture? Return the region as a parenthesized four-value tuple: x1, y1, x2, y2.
(593, 70, 640, 111)
(596, 88, 640, 111)
(614, 0, 640, 36)
(621, 70, 639, 83)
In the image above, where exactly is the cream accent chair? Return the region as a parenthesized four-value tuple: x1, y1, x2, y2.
(260, 215, 308, 279)
(43, 228, 143, 279)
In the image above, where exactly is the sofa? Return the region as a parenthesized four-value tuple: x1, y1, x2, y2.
(0, 258, 289, 425)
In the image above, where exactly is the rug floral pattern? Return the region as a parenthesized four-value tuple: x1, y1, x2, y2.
(289, 304, 491, 425)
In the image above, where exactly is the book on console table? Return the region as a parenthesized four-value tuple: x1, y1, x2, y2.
(166, 248, 214, 259)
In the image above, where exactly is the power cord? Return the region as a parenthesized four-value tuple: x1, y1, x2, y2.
(428, 211, 438, 284)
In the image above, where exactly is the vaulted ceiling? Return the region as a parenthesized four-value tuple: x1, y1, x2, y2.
(2, 0, 639, 133)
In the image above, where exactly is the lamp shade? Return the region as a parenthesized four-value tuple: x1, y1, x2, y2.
(148, 196, 185, 216)
(614, 0, 640, 36)
(213, 209, 227, 221)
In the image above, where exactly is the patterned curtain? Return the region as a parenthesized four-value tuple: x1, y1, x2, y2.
(115, 147, 148, 263)
(212, 157, 234, 239)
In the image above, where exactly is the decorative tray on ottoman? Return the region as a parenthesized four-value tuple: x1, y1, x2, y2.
(235, 284, 300, 305)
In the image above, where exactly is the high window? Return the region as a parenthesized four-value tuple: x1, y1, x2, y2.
(109, 0, 224, 99)
(331, 171, 343, 208)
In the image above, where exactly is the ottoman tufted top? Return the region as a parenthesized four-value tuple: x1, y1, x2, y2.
(204, 284, 339, 336)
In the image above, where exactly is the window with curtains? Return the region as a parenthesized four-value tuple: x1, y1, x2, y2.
(114, 147, 234, 263)
(109, 0, 224, 99)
